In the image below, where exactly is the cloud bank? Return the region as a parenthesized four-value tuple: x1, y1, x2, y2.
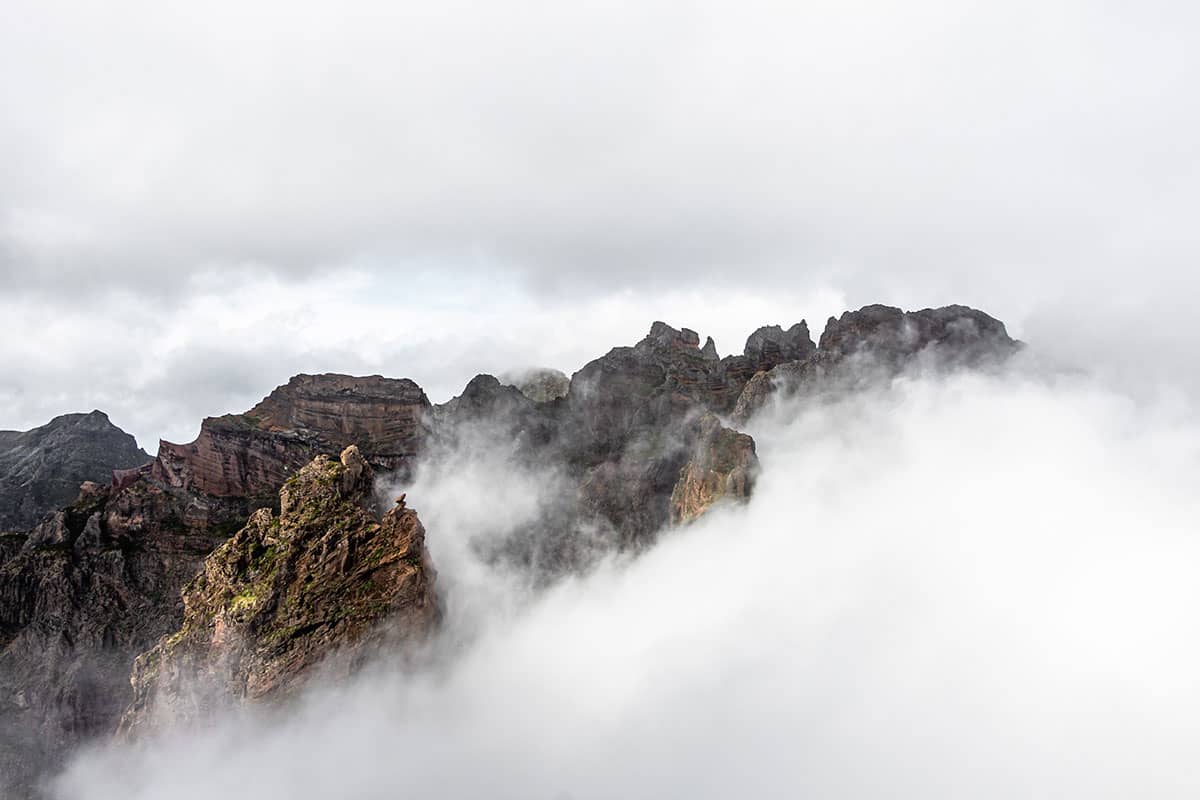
(4, 0, 1200, 446)
(52, 364, 1200, 799)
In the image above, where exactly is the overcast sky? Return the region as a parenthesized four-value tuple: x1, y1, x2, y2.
(3, 0, 1198, 447)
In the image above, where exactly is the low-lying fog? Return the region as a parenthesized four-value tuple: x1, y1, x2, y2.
(53, 362, 1200, 799)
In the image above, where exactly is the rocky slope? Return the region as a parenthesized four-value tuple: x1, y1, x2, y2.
(0, 411, 150, 532)
(0, 374, 433, 799)
(0, 477, 244, 795)
(120, 446, 437, 735)
(0, 304, 1019, 798)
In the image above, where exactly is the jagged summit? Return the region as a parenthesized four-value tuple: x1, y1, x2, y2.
(0, 302, 1019, 798)
(744, 322, 815, 364)
(734, 304, 1020, 421)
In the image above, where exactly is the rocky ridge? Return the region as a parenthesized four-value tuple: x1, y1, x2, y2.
(733, 304, 1019, 421)
(0, 304, 1019, 798)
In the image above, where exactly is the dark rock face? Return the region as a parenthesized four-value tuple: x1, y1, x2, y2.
(0, 479, 243, 797)
(733, 305, 1020, 422)
(432, 320, 803, 556)
(558, 323, 765, 544)
(119, 446, 437, 736)
(0, 411, 150, 532)
(816, 304, 1015, 367)
(744, 322, 816, 368)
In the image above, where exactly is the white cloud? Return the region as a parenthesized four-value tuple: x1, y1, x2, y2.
(53, 366, 1200, 798)
(4, 0, 1200, 438)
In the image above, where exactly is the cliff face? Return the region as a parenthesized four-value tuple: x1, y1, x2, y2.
(431, 320, 807, 556)
(669, 415, 757, 525)
(559, 322, 769, 544)
(120, 446, 437, 736)
(152, 374, 431, 499)
(0, 478, 242, 795)
(0, 374, 434, 799)
(247, 374, 431, 472)
(0, 411, 150, 532)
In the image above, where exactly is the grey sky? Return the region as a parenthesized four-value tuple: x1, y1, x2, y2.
(3, 0, 1198, 446)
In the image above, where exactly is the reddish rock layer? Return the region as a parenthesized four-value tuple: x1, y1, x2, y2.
(151, 374, 431, 498)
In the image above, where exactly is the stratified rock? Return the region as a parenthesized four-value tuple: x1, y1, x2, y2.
(248, 374, 431, 471)
(120, 446, 437, 735)
(152, 374, 431, 498)
(151, 416, 324, 501)
(733, 304, 1020, 422)
(0, 411, 150, 532)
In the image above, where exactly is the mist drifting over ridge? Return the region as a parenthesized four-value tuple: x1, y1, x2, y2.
(5, 0, 1200, 792)
(51, 355, 1200, 799)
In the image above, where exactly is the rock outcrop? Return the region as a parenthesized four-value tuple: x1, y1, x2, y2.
(432, 320, 801, 555)
(120, 446, 437, 735)
(0, 374, 434, 799)
(733, 305, 1020, 422)
(247, 374, 431, 472)
(0, 411, 150, 532)
(669, 414, 757, 524)
(558, 322, 770, 544)
(152, 374, 431, 499)
(0, 477, 243, 796)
